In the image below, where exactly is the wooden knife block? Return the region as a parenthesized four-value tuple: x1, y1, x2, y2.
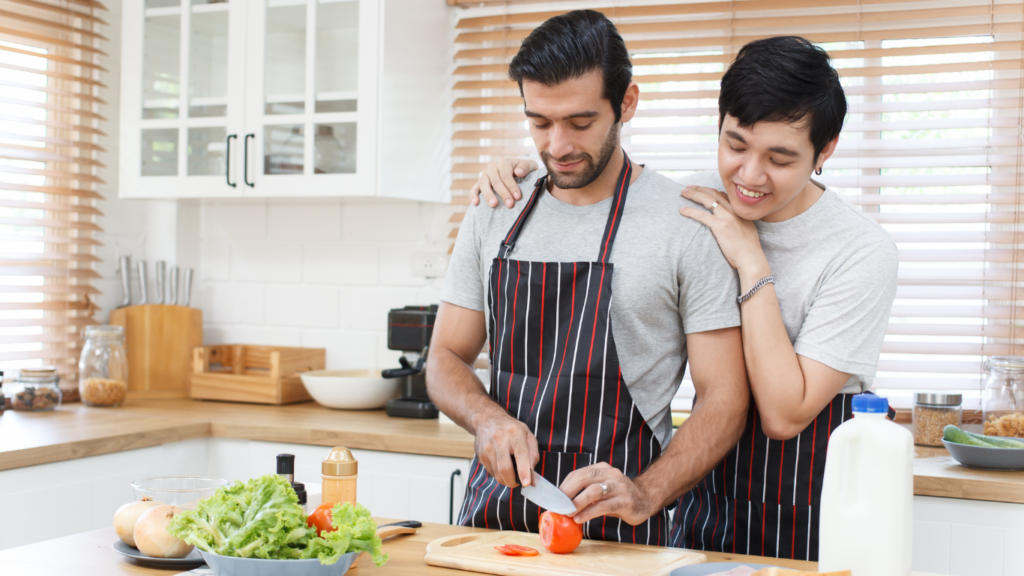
(109, 304, 203, 398)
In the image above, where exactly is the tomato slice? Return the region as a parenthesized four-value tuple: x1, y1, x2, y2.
(494, 545, 519, 556)
(503, 544, 539, 556)
(539, 511, 583, 554)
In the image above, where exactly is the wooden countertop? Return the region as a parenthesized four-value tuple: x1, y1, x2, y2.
(0, 521, 943, 576)
(2, 399, 1022, 505)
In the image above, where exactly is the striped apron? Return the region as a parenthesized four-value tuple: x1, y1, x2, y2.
(669, 392, 896, 560)
(457, 154, 671, 545)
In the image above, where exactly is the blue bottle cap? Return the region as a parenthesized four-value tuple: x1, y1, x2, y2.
(852, 393, 889, 414)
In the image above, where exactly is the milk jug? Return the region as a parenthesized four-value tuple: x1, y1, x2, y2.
(819, 394, 913, 576)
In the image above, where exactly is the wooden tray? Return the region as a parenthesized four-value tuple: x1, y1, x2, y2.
(424, 531, 705, 576)
(190, 344, 324, 405)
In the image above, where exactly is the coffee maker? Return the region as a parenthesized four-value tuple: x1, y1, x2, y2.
(383, 305, 439, 419)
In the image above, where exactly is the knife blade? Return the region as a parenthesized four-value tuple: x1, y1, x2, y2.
(520, 471, 576, 515)
(183, 268, 193, 307)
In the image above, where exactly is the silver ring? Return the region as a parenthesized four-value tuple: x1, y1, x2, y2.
(709, 201, 719, 212)
(600, 482, 609, 496)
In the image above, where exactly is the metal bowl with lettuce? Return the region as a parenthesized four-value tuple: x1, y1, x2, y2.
(167, 474, 387, 575)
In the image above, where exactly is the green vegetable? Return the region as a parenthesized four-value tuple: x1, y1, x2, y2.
(167, 474, 387, 566)
(963, 429, 1024, 449)
(943, 425, 992, 447)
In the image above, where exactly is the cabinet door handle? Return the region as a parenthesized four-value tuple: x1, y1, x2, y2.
(225, 134, 237, 187)
(449, 468, 462, 525)
(243, 133, 255, 188)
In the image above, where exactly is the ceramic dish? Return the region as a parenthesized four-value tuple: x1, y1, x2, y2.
(199, 550, 361, 576)
(112, 540, 206, 569)
(300, 369, 400, 410)
(670, 563, 792, 575)
(942, 437, 1024, 471)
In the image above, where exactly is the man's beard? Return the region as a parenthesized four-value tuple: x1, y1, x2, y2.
(541, 125, 619, 190)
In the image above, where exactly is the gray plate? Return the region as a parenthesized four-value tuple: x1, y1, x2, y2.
(199, 550, 361, 576)
(670, 562, 792, 575)
(942, 437, 1024, 471)
(112, 540, 206, 568)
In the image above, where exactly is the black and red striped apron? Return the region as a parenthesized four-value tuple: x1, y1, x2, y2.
(457, 154, 671, 545)
(669, 392, 895, 560)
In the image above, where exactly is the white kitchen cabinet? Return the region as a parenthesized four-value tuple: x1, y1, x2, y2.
(119, 0, 451, 201)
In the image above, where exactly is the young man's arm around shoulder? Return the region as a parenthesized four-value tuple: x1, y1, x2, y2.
(426, 301, 540, 488)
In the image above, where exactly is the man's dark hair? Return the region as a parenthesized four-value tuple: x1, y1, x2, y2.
(719, 36, 847, 160)
(508, 10, 632, 122)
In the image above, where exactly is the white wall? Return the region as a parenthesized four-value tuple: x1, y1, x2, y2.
(194, 197, 451, 369)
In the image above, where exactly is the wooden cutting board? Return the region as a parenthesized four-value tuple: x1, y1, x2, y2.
(424, 531, 706, 576)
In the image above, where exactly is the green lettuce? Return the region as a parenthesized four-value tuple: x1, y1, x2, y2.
(167, 474, 387, 566)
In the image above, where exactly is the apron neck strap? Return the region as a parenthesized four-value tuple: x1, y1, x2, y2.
(497, 152, 634, 262)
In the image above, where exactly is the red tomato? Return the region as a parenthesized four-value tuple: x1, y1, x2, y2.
(539, 511, 583, 554)
(494, 544, 540, 556)
(503, 544, 539, 556)
(306, 503, 334, 536)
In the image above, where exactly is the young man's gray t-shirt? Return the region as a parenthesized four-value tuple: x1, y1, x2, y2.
(681, 170, 898, 393)
(441, 167, 741, 446)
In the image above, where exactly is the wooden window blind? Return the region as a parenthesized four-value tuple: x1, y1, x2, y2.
(0, 0, 106, 393)
(448, 0, 1024, 408)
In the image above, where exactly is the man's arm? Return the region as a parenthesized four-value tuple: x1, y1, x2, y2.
(732, 270, 850, 440)
(560, 326, 748, 525)
(426, 301, 540, 488)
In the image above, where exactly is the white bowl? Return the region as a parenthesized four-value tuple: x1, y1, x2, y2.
(300, 369, 401, 410)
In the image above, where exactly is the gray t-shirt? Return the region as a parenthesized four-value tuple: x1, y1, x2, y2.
(681, 170, 898, 393)
(441, 167, 741, 445)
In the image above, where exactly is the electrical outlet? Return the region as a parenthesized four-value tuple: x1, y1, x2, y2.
(411, 251, 449, 278)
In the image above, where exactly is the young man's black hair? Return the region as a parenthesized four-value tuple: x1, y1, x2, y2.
(508, 10, 632, 122)
(719, 36, 847, 160)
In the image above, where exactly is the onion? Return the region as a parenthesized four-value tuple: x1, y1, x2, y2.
(113, 497, 162, 547)
(134, 505, 194, 558)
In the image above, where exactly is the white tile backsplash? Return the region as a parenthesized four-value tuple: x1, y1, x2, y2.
(231, 241, 303, 282)
(303, 241, 379, 285)
(268, 201, 343, 241)
(265, 285, 340, 328)
(194, 197, 450, 369)
(201, 201, 267, 239)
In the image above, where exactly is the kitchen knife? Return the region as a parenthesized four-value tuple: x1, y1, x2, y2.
(168, 266, 179, 306)
(183, 268, 193, 307)
(137, 260, 148, 305)
(520, 471, 577, 515)
(154, 260, 166, 304)
(116, 255, 131, 308)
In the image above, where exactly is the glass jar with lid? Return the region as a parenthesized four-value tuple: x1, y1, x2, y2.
(78, 325, 128, 407)
(913, 392, 962, 447)
(7, 367, 62, 411)
(982, 356, 1024, 438)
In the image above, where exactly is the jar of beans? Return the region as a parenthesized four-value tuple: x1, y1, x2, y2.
(913, 392, 962, 447)
(78, 325, 128, 407)
(8, 367, 62, 411)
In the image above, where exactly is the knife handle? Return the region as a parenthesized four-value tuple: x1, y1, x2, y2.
(183, 268, 193, 307)
(137, 260, 148, 305)
(154, 261, 166, 305)
(168, 266, 179, 306)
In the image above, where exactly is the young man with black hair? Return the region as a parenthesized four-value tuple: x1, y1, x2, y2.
(471, 36, 898, 560)
(427, 10, 750, 544)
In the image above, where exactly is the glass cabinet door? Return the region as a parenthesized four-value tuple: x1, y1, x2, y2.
(245, 0, 377, 196)
(134, 0, 246, 196)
